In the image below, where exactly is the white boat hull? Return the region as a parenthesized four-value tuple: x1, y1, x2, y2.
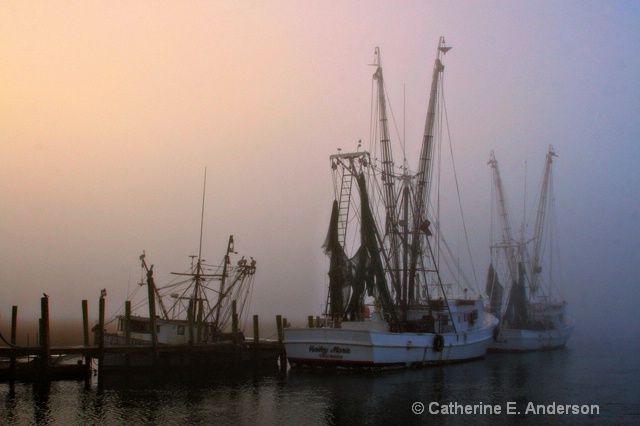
(489, 317, 575, 352)
(285, 314, 498, 368)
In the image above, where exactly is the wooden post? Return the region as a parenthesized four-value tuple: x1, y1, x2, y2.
(40, 297, 51, 384)
(276, 315, 286, 373)
(308, 315, 314, 328)
(124, 300, 131, 369)
(231, 300, 240, 369)
(276, 315, 283, 344)
(98, 294, 105, 382)
(81, 300, 91, 386)
(231, 300, 239, 344)
(146, 271, 158, 350)
(252, 314, 260, 368)
(253, 315, 259, 344)
(124, 301, 131, 345)
(11, 306, 17, 345)
(197, 298, 204, 344)
(82, 300, 90, 346)
(9, 306, 17, 390)
(188, 299, 195, 347)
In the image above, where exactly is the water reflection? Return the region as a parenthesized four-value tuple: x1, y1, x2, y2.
(0, 345, 637, 425)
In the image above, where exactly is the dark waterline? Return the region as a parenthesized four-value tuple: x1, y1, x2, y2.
(1, 330, 638, 425)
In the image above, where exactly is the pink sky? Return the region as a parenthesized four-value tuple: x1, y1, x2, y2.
(1, 1, 638, 341)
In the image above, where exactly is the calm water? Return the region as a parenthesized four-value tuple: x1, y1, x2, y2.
(1, 330, 638, 425)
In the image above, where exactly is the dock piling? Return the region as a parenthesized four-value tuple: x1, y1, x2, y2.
(276, 315, 286, 373)
(232, 300, 239, 344)
(82, 300, 89, 346)
(124, 301, 131, 345)
(98, 294, 105, 383)
(40, 297, 51, 384)
(253, 315, 259, 344)
(9, 306, 17, 390)
(82, 300, 92, 386)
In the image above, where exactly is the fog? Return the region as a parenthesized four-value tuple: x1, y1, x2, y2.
(1, 1, 639, 344)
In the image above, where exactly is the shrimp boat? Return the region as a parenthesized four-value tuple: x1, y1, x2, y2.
(486, 148, 574, 351)
(284, 38, 498, 369)
(110, 236, 257, 346)
(107, 174, 257, 347)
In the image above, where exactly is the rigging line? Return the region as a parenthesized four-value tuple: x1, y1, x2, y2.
(490, 164, 496, 265)
(522, 160, 528, 247)
(425, 202, 475, 292)
(425, 235, 457, 333)
(441, 80, 481, 294)
(404, 83, 406, 167)
(436, 81, 442, 283)
(382, 78, 407, 167)
(0, 328, 19, 348)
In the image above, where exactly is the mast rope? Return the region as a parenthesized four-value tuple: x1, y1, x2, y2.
(441, 79, 481, 294)
(0, 328, 20, 348)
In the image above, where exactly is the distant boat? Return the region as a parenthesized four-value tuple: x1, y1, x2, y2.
(486, 147, 574, 352)
(284, 38, 498, 369)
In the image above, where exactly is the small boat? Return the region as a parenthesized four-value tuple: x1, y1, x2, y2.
(285, 38, 498, 369)
(106, 173, 258, 347)
(486, 148, 574, 352)
(110, 235, 257, 346)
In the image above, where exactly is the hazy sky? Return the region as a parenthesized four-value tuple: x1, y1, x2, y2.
(1, 1, 639, 339)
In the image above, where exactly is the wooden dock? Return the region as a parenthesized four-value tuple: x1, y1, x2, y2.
(0, 297, 287, 386)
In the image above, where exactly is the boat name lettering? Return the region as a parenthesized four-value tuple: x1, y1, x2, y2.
(308, 345, 351, 355)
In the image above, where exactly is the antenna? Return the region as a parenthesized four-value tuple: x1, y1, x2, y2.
(198, 168, 207, 266)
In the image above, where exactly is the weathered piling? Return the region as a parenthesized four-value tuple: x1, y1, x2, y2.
(9, 306, 17, 389)
(124, 300, 132, 369)
(252, 314, 260, 367)
(146, 270, 158, 351)
(230, 300, 240, 369)
(232, 300, 239, 344)
(188, 299, 195, 347)
(98, 295, 105, 382)
(82, 300, 90, 346)
(253, 315, 260, 344)
(40, 297, 51, 384)
(308, 315, 314, 328)
(276, 315, 283, 343)
(197, 298, 204, 344)
(124, 301, 131, 345)
(82, 300, 92, 385)
(276, 315, 286, 373)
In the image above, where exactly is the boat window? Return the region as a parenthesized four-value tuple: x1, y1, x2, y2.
(130, 320, 151, 333)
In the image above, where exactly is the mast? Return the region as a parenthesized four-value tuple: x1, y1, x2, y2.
(372, 47, 402, 300)
(529, 145, 557, 296)
(213, 235, 235, 335)
(488, 151, 519, 285)
(406, 36, 451, 312)
(139, 252, 170, 320)
(195, 168, 208, 342)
